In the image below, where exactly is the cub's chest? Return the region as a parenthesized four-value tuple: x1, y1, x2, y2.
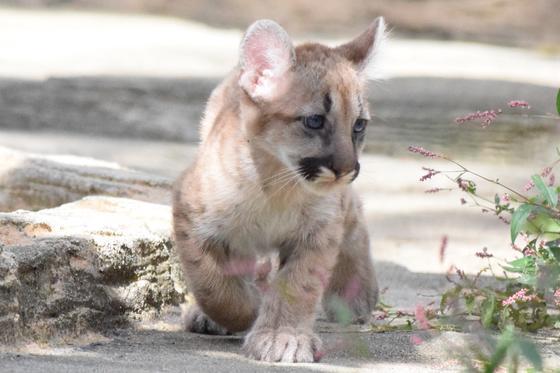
(194, 183, 342, 253)
(217, 201, 306, 251)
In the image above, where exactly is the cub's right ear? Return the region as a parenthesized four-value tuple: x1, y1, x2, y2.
(238, 20, 295, 102)
(335, 17, 387, 80)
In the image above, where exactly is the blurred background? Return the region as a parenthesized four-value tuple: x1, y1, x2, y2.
(1, 1, 559, 281)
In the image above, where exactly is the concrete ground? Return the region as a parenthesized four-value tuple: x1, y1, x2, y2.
(1, 309, 559, 372)
(0, 7, 559, 372)
(0, 327, 481, 373)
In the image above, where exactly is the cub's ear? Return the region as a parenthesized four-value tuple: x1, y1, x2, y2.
(239, 19, 295, 102)
(335, 17, 387, 80)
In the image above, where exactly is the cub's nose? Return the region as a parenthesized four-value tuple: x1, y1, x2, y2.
(330, 159, 359, 179)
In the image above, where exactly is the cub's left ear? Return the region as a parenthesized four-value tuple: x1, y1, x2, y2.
(239, 19, 295, 102)
(335, 17, 387, 80)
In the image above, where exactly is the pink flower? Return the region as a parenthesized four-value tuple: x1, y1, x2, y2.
(410, 335, 423, 346)
(439, 235, 448, 263)
(425, 188, 443, 193)
(523, 247, 536, 256)
(310, 267, 330, 289)
(342, 275, 362, 302)
(525, 167, 555, 190)
(408, 146, 441, 158)
(420, 167, 440, 181)
(502, 288, 537, 306)
(374, 310, 388, 320)
(500, 193, 510, 204)
(222, 258, 256, 276)
(313, 349, 326, 362)
(541, 166, 553, 178)
(455, 109, 502, 128)
(476, 247, 493, 258)
(508, 100, 531, 109)
(415, 305, 430, 330)
(498, 215, 510, 224)
(554, 289, 560, 307)
(457, 178, 472, 192)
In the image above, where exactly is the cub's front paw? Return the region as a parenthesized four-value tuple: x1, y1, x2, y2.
(183, 304, 229, 335)
(243, 327, 322, 363)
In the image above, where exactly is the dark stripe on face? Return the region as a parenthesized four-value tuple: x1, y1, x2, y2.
(351, 162, 361, 182)
(357, 94, 363, 113)
(298, 155, 333, 181)
(352, 127, 366, 145)
(323, 93, 332, 114)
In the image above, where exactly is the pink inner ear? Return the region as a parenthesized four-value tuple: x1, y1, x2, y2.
(240, 21, 294, 100)
(243, 29, 291, 76)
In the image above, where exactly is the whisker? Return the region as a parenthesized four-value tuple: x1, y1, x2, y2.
(265, 171, 300, 187)
(268, 173, 300, 199)
(264, 167, 303, 187)
(244, 167, 296, 194)
(259, 167, 295, 183)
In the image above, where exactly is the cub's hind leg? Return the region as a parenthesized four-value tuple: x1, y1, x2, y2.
(323, 219, 378, 324)
(183, 302, 230, 335)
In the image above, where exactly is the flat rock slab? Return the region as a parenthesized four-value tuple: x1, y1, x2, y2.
(0, 196, 185, 344)
(0, 146, 172, 211)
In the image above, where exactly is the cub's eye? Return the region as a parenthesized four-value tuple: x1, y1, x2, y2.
(302, 115, 325, 130)
(353, 118, 368, 133)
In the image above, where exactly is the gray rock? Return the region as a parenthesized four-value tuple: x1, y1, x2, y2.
(0, 196, 185, 344)
(0, 146, 172, 211)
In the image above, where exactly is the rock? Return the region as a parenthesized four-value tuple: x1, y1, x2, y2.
(0, 77, 211, 142)
(0, 196, 185, 344)
(0, 146, 172, 211)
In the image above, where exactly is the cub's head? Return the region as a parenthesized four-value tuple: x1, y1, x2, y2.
(238, 18, 386, 193)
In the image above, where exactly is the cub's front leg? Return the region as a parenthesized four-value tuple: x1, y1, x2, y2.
(243, 235, 339, 363)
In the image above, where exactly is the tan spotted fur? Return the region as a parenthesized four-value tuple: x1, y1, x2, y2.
(173, 18, 386, 363)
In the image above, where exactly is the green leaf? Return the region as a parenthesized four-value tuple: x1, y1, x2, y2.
(501, 258, 534, 273)
(549, 245, 560, 261)
(510, 204, 535, 243)
(485, 326, 514, 373)
(532, 175, 558, 207)
(517, 339, 543, 371)
(327, 296, 353, 326)
(440, 286, 461, 313)
(517, 273, 537, 286)
(481, 294, 496, 328)
(531, 212, 560, 237)
(556, 88, 560, 116)
(508, 256, 532, 268)
(465, 294, 475, 315)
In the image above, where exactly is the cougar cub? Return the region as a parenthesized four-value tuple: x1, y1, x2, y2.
(173, 17, 386, 363)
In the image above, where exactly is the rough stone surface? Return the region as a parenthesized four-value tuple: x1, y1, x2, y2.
(0, 146, 172, 211)
(0, 196, 185, 344)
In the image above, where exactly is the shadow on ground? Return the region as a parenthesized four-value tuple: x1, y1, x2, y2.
(0, 261, 465, 372)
